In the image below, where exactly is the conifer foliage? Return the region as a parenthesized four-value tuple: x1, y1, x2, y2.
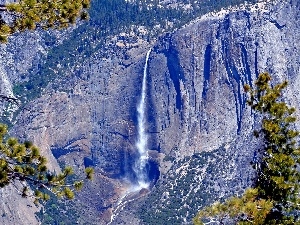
(0, 123, 93, 204)
(194, 73, 300, 224)
(0, 0, 90, 42)
(193, 188, 273, 224)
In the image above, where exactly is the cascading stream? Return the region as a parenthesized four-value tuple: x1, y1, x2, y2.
(134, 49, 151, 189)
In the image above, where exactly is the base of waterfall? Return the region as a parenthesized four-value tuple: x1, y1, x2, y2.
(108, 182, 150, 224)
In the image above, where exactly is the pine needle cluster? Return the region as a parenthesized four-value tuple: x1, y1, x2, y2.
(0, 123, 93, 204)
(0, 0, 90, 42)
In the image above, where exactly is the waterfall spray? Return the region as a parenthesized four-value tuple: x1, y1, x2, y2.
(135, 49, 151, 189)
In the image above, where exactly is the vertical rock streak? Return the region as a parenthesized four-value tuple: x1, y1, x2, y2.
(135, 49, 151, 189)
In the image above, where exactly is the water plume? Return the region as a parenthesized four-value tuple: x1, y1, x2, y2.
(134, 49, 151, 189)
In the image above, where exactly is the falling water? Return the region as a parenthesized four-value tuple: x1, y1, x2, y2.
(108, 49, 152, 224)
(135, 49, 151, 189)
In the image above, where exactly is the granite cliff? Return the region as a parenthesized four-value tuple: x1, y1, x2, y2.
(134, 1, 300, 224)
(0, 0, 299, 224)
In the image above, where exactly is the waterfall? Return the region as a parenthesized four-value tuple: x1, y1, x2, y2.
(134, 49, 151, 189)
(108, 49, 152, 224)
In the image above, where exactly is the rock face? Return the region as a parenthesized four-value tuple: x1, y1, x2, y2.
(149, 0, 299, 159)
(0, 0, 299, 224)
(0, 186, 39, 225)
(135, 0, 300, 224)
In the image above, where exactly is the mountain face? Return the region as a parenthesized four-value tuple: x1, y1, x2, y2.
(135, 1, 300, 224)
(0, 0, 299, 224)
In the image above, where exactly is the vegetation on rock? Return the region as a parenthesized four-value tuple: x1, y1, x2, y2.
(194, 73, 300, 224)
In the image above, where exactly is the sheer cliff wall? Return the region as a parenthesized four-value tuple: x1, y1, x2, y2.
(134, 1, 300, 224)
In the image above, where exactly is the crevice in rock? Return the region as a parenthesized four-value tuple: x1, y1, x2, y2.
(202, 44, 212, 99)
(270, 19, 286, 29)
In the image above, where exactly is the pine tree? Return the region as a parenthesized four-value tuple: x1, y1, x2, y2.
(0, 0, 90, 42)
(194, 73, 300, 224)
